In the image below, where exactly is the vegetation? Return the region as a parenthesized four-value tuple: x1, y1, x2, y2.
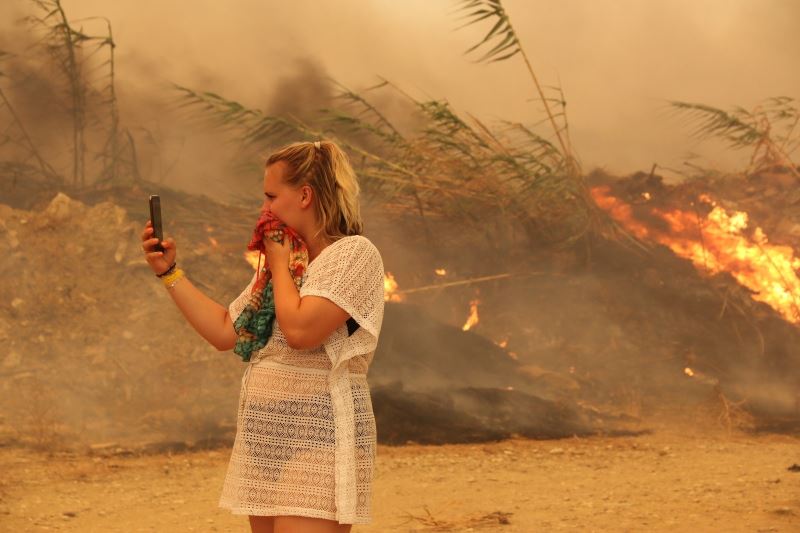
(669, 97, 799, 178)
(0, 0, 139, 189)
(173, 0, 618, 248)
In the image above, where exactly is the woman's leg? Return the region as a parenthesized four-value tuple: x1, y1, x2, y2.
(249, 515, 275, 533)
(274, 516, 352, 533)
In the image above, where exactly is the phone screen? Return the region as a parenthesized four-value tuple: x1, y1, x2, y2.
(149, 195, 165, 253)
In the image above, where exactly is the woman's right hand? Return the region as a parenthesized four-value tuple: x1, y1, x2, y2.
(140, 219, 177, 275)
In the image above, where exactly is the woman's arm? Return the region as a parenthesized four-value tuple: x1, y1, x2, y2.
(165, 277, 238, 352)
(141, 219, 237, 351)
(270, 264, 350, 350)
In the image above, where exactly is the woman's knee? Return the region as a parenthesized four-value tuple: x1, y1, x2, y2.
(248, 515, 275, 533)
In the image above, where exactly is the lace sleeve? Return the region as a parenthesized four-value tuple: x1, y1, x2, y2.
(228, 270, 259, 324)
(300, 236, 385, 369)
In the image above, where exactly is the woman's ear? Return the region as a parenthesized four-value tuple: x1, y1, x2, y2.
(300, 185, 314, 208)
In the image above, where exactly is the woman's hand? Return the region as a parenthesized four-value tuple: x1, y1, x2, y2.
(263, 231, 291, 271)
(140, 219, 177, 275)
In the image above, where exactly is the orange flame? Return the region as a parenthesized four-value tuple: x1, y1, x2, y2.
(592, 185, 800, 323)
(384, 272, 405, 302)
(462, 299, 480, 331)
(435, 268, 447, 276)
(244, 250, 261, 270)
(242, 256, 406, 303)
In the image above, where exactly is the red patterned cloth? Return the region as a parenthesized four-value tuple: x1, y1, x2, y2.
(232, 208, 309, 362)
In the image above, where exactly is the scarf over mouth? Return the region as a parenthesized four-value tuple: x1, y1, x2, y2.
(232, 208, 309, 362)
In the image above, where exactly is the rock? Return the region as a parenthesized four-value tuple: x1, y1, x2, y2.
(83, 201, 127, 232)
(34, 192, 86, 229)
(88, 442, 120, 454)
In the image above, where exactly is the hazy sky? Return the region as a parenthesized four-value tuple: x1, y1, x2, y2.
(4, 0, 799, 181)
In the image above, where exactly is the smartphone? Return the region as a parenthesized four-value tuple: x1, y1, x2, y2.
(148, 194, 165, 253)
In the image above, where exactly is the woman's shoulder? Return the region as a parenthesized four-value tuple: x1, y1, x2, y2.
(310, 234, 383, 277)
(328, 234, 382, 260)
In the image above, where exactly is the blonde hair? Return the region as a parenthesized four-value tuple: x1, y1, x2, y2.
(266, 140, 363, 243)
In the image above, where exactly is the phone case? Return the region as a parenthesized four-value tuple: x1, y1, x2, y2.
(149, 195, 165, 253)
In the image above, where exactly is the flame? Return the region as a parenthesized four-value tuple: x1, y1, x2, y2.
(462, 299, 480, 331)
(242, 255, 406, 303)
(592, 185, 800, 324)
(209, 236, 218, 248)
(435, 268, 447, 276)
(642, 192, 651, 200)
(384, 272, 405, 302)
(243, 250, 262, 270)
(493, 337, 517, 359)
(682, 366, 718, 385)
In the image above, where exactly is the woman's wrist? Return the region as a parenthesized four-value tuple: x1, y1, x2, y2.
(156, 261, 177, 278)
(161, 266, 186, 289)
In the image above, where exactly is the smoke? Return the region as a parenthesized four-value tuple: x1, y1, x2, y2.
(2, 0, 797, 197)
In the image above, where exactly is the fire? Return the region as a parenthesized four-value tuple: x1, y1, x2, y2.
(208, 236, 218, 248)
(462, 299, 480, 331)
(682, 366, 718, 385)
(243, 250, 261, 270)
(242, 254, 406, 303)
(435, 268, 447, 276)
(384, 272, 405, 302)
(592, 185, 800, 324)
(492, 337, 517, 359)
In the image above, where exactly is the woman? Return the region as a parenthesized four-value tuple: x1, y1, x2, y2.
(140, 140, 385, 533)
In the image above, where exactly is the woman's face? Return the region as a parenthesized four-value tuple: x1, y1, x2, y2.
(262, 160, 313, 233)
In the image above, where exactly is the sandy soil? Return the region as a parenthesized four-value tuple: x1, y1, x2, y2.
(1, 422, 798, 533)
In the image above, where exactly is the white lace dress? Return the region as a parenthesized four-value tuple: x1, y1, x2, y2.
(218, 235, 385, 525)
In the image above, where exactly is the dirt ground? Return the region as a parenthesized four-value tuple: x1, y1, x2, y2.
(1, 418, 798, 533)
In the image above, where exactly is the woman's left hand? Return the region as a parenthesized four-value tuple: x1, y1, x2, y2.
(263, 232, 292, 271)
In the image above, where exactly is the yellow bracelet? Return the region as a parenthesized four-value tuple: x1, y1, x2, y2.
(161, 267, 185, 289)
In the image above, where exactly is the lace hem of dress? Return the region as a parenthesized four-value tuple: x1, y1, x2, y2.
(217, 503, 372, 525)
